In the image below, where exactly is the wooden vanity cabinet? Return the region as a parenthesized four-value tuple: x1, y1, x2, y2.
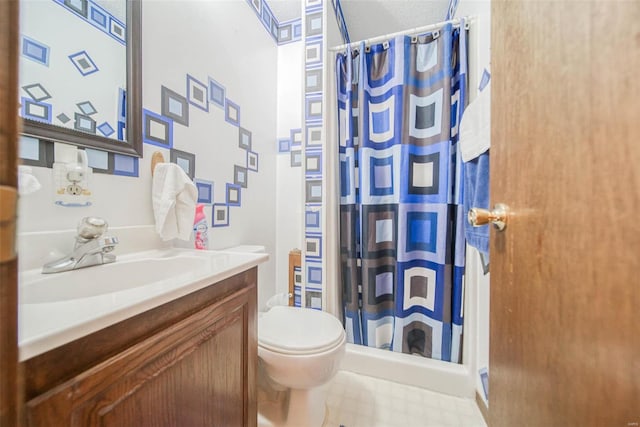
(22, 268, 258, 427)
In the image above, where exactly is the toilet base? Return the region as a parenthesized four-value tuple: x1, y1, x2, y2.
(285, 386, 328, 427)
(257, 384, 329, 427)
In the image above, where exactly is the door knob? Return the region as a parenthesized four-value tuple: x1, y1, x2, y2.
(468, 203, 509, 231)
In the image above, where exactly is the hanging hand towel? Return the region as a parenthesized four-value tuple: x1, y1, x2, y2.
(152, 163, 197, 241)
(464, 153, 490, 258)
(459, 82, 491, 162)
(460, 81, 491, 259)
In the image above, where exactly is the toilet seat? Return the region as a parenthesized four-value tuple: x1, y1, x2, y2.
(258, 306, 345, 355)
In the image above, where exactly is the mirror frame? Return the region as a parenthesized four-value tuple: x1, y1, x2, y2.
(20, 0, 142, 157)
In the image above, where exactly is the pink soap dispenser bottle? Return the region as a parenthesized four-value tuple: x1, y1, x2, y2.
(193, 204, 209, 250)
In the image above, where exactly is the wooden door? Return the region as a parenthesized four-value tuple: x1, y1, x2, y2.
(490, 1, 640, 426)
(0, 0, 21, 425)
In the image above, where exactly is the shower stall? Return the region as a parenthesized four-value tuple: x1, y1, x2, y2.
(278, 1, 492, 403)
(320, 15, 489, 400)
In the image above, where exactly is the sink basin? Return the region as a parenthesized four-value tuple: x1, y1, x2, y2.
(20, 254, 207, 304)
(18, 247, 269, 362)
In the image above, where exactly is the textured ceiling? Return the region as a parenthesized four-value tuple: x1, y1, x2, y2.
(339, 0, 450, 43)
(267, 0, 451, 44)
(267, 0, 302, 23)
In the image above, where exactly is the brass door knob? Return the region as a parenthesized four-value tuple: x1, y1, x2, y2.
(468, 203, 509, 231)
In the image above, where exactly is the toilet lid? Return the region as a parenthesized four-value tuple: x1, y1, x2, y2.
(259, 306, 345, 355)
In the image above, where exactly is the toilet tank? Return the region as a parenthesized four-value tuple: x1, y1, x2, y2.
(224, 245, 266, 253)
(224, 245, 271, 311)
(223, 245, 290, 312)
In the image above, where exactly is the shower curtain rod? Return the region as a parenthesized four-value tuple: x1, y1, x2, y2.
(328, 17, 472, 52)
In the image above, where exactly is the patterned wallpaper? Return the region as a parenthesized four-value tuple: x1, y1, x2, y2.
(277, 128, 303, 167)
(18, 0, 336, 295)
(245, 0, 302, 45)
(142, 67, 261, 228)
(19, 0, 299, 179)
(19, 0, 277, 232)
(301, 0, 326, 310)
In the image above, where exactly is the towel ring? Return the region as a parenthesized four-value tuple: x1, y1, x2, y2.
(151, 151, 165, 176)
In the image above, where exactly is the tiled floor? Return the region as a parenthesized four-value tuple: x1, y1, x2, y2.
(322, 371, 487, 427)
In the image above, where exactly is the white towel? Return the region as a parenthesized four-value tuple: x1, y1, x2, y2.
(18, 165, 41, 195)
(152, 163, 197, 241)
(459, 82, 491, 163)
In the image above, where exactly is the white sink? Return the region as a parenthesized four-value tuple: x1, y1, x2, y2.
(18, 248, 268, 361)
(21, 255, 207, 304)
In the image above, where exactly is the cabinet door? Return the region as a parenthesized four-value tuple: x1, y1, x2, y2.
(26, 290, 256, 427)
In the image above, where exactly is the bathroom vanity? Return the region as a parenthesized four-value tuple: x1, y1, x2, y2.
(18, 249, 265, 427)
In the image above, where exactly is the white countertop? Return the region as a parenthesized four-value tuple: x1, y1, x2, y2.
(19, 248, 268, 361)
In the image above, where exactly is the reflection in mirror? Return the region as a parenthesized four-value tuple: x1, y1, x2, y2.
(18, 0, 142, 156)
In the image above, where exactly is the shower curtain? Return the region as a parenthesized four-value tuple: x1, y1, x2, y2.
(337, 23, 467, 363)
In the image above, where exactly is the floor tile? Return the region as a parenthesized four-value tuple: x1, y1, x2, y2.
(322, 371, 487, 427)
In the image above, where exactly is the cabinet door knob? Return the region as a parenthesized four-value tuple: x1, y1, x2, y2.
(468, 203, 509, 231)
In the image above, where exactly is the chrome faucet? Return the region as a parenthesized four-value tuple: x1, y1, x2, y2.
(42, 217, 118, 274)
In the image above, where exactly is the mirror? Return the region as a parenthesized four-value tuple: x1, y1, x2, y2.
(18, 0, 142, 157)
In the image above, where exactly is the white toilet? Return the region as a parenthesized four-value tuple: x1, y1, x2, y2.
(258, 305, 346, 427)
(224, 245, 346, 426)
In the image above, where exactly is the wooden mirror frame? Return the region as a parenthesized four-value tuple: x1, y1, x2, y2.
(20, 0, 142, 157)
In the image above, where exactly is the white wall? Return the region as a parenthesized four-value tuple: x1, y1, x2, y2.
(275, 41, 303, 298)
(455, 0, 492, 406)
(457, 1, 491, 99)
(324, 2, 343, 316)
(18, 0, 279, 312)
(463, 246, 490, 405)
(326, 2, 343, 49)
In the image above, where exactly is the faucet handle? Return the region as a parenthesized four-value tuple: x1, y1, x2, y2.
(77, 217, 108, 239)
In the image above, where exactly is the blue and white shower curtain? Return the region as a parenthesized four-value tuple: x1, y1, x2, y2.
(337, 23, 468, 363)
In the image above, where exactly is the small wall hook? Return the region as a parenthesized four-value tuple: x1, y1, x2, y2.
(151, 151, 165, 176)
